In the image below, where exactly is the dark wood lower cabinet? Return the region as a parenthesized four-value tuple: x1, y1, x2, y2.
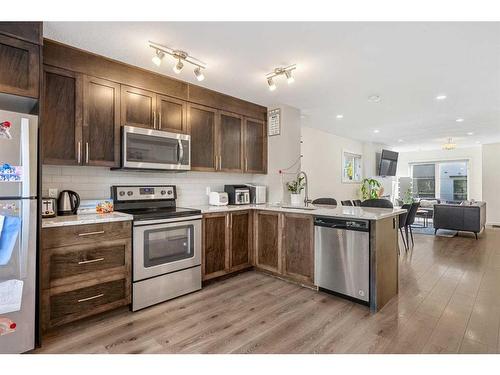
(41, 222, 131, 332)
(202, 211, 253, 281)
(254, 211, 281, 273)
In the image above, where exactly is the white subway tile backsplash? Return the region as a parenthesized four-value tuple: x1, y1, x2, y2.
(42, 165, 258, 206)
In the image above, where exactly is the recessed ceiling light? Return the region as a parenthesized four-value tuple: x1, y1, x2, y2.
(374, 129, 380, 134)
(475, 141, 481, 144)
(336, 114, 344, 119)
(397, 139, 404, 143)
(467, 132, 474, 136)
(368, 95, 382, 103)
(436, 94, 447, 100)
(456, 118, 464, 122)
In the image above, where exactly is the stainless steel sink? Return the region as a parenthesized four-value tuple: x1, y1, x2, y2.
(280, 205, 317, 211)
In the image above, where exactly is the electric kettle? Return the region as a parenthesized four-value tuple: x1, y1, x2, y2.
(57, 190, 80, 216)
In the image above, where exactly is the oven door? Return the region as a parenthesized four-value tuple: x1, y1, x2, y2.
(123, 126, 190, 171)
(133, 217, 201, 281)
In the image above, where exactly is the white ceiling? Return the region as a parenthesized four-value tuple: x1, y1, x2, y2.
(44, 22, 500, 151)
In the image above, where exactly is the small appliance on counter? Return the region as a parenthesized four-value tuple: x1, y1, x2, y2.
(208, 191, 228, 206)
(224, 185, 250, 205)
(245, 184, 267, 204)
(41, 198, 56, 218)
(57, 190, 80, 216)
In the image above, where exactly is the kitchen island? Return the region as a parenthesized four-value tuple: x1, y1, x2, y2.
(197, 203, 405, 312)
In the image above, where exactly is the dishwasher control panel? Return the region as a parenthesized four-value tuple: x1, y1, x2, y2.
(314, 217, 369, 232)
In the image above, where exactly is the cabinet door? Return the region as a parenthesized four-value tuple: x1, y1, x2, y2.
(83, 76, 120, 167)
(157, 94, 187, 133)
(0, 33, 39, 98)
(203, 213, 229, 280)
(0, 22, 42, 45)
(282, 214, 314, 284)
(219, 112, 244, 172)
(42, 66, 83, 165)
(120, 85, 156, 129)
(229, 211, 252, 271)
(188, 103, 218, 171)
(244, 117, 267, 173)
(255, 211, 281, 273)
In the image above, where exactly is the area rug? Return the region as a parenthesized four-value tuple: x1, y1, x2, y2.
(410, 225, 457, 237)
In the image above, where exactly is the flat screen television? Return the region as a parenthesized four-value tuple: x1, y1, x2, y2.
(378, 149, 399, 176)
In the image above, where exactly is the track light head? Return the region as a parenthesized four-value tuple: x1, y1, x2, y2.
(173, 59, 184, 74)
(267, 77, 276, 91)
(285, 70, 294, 84)
(194, 67, 205, 81)
(152, 50, 164, 66)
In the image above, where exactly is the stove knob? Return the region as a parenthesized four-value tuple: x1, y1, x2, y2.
(167, 190, 173, 195)
(119, 191, 125, 196)
(127, 191, 133, 196)
(161, 190, 166, 195)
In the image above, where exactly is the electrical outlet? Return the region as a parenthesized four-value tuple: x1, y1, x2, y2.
(48, 188, 58, 198)
(206, 187, 211, 196)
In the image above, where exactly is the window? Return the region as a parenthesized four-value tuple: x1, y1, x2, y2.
(342, 151, 362, 183)
(411, 160, 468, 202)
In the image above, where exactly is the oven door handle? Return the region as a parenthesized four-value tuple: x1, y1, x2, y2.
(177, 139, 184, 164)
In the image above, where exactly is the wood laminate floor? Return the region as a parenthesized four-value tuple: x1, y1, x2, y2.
(36, 229, 500, 354)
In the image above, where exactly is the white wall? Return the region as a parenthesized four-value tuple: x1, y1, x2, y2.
(300, 126, 364, 202)
(482, 143, 500, 225)
(254, 104, 302, 204)
(396, 146, 483, 201)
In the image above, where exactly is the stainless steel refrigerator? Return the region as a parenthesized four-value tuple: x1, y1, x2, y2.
(0, 109, 37, 353)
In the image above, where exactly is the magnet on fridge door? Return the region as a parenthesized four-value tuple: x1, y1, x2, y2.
(0, 317, 17, 336)
(0, 164, 22, 182)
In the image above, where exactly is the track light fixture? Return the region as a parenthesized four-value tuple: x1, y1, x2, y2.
(265, 64, 296, 90)
(149, 41, 207, 80)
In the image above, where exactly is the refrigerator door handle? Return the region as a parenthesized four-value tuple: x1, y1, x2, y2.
(20, 118, 30, 198)
(77, 142, 81, 164)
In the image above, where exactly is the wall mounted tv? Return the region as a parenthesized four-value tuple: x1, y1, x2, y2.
(378, 149, 399, 176)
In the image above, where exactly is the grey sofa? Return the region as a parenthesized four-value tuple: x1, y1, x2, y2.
(433, 202, 486, 239)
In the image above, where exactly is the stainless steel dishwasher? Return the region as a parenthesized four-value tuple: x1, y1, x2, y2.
(314, 216, 370, 304)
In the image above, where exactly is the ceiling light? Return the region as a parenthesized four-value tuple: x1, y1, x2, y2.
(475, 141, 481, 144)
(436, 94, 447, 100)
(152, 49, 164, 66)
(456, 118, 464, 122)
(368, 95, 382, 103)
(173, 59, 184, 74)
(267, 78, 276, 91)
(265, 64, 296, 90)
(398, 139, 404, 143)
(374, 129, 380, 134)
(442, 137, 457, 150)
(336, 114, 343, 119)
(467, 132, 474, 136)
(194, 67, 205, 81)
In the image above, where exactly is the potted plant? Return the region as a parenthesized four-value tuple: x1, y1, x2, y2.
(402, 188, 415, 204)
(286, 176, 305, 206)
(359, 178, 382, 201)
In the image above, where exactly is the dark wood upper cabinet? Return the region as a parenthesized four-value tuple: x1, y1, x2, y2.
(83, 76, 121, 167)
(0, 22, 42, 45)
(203, 213, 228, 280)
(120, 85, 156, 129)
(0, 33, 40, 98)
(219, 112, 244, 172)
(229, 211, 252, 271)
(255, 211, 281, 273)
(282, 214, 314, 284)
(244, 118, 267, 174)
(188, 103, 218, 171)
(157, 94, 187, 133)
(42, 66, 83, 165)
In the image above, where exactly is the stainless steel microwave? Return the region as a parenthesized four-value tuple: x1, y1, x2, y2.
(122, 126, 190, 171)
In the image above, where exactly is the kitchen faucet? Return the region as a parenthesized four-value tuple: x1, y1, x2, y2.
(297, 171, 312, 207)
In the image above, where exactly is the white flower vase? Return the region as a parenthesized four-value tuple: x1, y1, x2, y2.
(290, 193, 302, 206)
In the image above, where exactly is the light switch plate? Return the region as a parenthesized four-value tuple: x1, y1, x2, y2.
(48, 188, 58, 198)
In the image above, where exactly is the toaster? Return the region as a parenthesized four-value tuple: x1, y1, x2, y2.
(209, 192, 228, 206)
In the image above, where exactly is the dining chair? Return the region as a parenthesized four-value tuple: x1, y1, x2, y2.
(398, 204, 411, 253)
(359, 198, 394, 208)
(341, 200, 353, 206)
(353, 199, 362, 207)
(405, 202, 421, 247)
(312, 198, 337, 206)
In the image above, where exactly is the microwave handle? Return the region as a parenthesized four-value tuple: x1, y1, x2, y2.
(177, 139, 184, 163)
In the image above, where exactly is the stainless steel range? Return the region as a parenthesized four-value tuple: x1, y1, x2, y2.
(112, 185, 202, 311)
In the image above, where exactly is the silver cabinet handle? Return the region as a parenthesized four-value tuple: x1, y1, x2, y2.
(85, 142, 89, 164)
(245, 157, 248, 171)
(158, 111, 161, 129)
(219, 155, 222, 170)
(78, 293, 104, 303)
(215, 155, 218, 170)
(78, 230, 105, 237)
(77, 142, 81, 164)
(153, 110, 156, 129)
(78, 257, 104, 265)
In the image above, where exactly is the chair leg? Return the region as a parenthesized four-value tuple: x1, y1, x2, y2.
(475, 232, 478, 240)
(434, 228, 438, 235)
(399, 228, 407, 251)
(404, 226, 409, 251)
(409, 225, 414, 246)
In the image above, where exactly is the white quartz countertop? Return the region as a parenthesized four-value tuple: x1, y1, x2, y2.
(195, 204, 407, 221)
(42, 212, 134, 228)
